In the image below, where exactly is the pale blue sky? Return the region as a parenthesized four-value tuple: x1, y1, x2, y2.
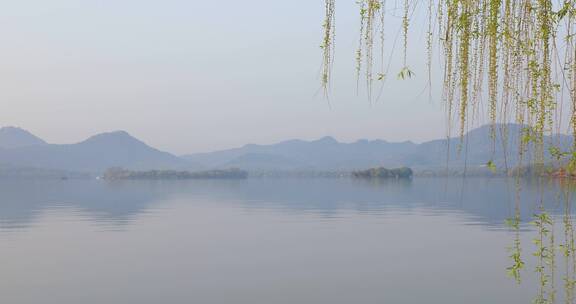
(0, 0, 447, 154)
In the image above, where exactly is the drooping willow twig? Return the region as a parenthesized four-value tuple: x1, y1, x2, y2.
(321, 0, 576, 170)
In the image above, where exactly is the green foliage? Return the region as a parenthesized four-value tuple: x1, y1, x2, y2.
(397, 67, 414, 80)
(318, 3, 576, 298)
(506, 213, 525, 284)
(352, 166, 413, 179)
(486, 160, 497, 173)
(320, 0, 336, 97)
(321, 0, 576, 173)
(352, 0, 388, 100)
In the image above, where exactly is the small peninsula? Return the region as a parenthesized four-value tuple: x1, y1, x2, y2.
(352, 167, 413, 179)
(103, 168, 248, 180)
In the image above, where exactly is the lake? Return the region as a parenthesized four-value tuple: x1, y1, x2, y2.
(0, 177, 572, 303)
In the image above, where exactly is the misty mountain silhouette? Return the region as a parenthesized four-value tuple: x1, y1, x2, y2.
(184, 124, 572, 171)
(0, 129, 186, 173)
(0, 124, 570, 174)
(0, 127, 47, 149)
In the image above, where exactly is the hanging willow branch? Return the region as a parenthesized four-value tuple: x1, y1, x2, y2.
(351, 0, 388, 101)
(320, 0, 336, 97)
(321, 0, 576, 169)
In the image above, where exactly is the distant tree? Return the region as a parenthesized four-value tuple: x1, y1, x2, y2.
(103, 168, 248, 180)
(352, 167, 413, 179)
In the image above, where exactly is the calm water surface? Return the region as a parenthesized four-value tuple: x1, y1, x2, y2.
(0, 177, 572, 303)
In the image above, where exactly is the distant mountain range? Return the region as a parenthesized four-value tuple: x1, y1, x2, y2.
(183, 124, 572, 171)
(0, 124, 570, 175)
(0, 128, 187, 173)
(0, 127, 46, 149)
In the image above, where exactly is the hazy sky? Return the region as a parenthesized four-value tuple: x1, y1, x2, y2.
(0, 0, 447, 154)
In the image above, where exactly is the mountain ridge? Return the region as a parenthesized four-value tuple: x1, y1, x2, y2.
(0, 127, 47, 149)
(0, 128, 188, 173)
(183, 124, 572, 171)
(0, 124, 570, 174)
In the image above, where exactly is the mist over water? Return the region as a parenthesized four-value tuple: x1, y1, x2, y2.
(0, 178, 568, 303)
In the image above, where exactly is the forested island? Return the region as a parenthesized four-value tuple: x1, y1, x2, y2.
(103, 168, 248, 180)
(352, 167, 413, 179)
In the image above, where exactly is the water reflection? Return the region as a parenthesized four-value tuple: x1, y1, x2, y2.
(0, 177, 570, 231)
(1, 177, 573, 304)
(0, 180, 165, 230)
(502, 178, 576, 304)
